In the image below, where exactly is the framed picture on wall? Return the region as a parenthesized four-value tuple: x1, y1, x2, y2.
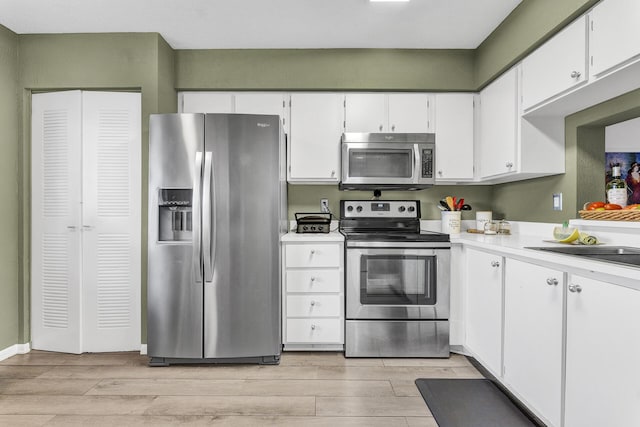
(606, 152, 640, 204)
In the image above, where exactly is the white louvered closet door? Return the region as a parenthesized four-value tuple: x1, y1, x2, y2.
(31, 91, 141, 354)
(31, 90, 83, 354)
(81, 92, 141, 352)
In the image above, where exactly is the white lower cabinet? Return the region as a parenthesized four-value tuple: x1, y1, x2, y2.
(504, 259, 563, 427)
(465, 248, 503, 376)
(564, 275, 640, 427)
(464, 246, 640, 427)
(282, 238, 344, 350)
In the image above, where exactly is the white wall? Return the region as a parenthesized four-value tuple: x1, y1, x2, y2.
(605, 117, 640, 152)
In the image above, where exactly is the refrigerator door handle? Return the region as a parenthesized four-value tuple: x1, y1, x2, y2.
(203, 151, 214, 283)
(193, 151, 203, 283)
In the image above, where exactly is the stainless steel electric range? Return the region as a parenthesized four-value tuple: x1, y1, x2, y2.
(339, 200, 451, 358)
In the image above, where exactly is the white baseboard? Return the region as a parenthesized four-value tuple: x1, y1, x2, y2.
(0, 343, 31, 361)
(140, 344, 147, 355)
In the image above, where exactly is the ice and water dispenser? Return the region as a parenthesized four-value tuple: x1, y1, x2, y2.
(158, 189, 192, 241)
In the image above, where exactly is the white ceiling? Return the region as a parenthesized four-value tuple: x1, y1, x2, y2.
(0, 0, 522, 49)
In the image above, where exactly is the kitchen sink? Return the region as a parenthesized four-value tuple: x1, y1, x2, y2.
(526, 246, 640, 268)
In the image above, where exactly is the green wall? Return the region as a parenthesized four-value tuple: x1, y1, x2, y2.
(177, 49, 475, 91)
(3, 0, 627, 349)
(0, 25, 19, 350)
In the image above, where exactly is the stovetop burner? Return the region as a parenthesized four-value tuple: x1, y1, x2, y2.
(339, 200, 450, 243)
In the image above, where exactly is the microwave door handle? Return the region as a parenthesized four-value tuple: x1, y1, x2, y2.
(193, 152, 203, 283)
(413, 144, 420, 183)
(203, 152, 214, 283)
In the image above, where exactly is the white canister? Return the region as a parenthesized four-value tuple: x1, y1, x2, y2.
(441, 211, 462, 234)
(476, 211, 492, 231)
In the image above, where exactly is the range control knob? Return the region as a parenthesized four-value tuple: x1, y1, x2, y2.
(398, 206, 406, 212)
(408, 206, 415, 212)
(347, 205, 354, 212)
(356, 206, 363, 213)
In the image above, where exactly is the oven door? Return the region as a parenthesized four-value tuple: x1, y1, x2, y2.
(346, 246, 450, 320)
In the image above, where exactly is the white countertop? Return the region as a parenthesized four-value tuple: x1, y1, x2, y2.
(451, 223, 640, 290)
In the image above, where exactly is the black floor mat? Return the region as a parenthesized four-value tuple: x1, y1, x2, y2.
(415, 378, 538, 427)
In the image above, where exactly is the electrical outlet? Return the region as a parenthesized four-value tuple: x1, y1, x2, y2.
(320, 199, 330, 213)
(553, 193, 562, 211)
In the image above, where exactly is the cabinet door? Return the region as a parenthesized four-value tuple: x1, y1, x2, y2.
(388, 93, 432, 133)
(289, 93, 344, 181)
(590, 0, 640, 77)
(465, 248, 503, 376)
(434, 93, 474, 181)
(234, 93, 289, 133)
(522, 16, 588, 110)
(504, 259, 563, 427)
(344, 94, 386, 132)
(565, 275, 640, 427)
(180, 92, 233, 113)
(478, 67, 518, 179)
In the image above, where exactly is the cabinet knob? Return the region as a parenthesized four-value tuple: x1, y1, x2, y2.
(310, 249, 316, 255)
(310, 276, 316, 282)
(391, 125, 396, 132)
(568, 284, 582, 293)
(379, 125, 383, 131)
(491, 260, 500, 268)
(331, 170, 336, 177)
(438, 170, 443, 176)
(310, 324, 316, 330)
(546, 277, 558, 286)
(67, 225, 77, 231)
(570, 70, 582, 79)
(505, 162, 514, 169)
(310, 300, 316, 306)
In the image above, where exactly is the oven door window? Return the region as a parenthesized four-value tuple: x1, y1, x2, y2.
(349, 149, 413, 178)
(360, 254, 436, 305)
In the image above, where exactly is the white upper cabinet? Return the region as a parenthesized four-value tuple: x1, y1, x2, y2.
(288, 93, 344, 183)
(388, 94, 434, 133)
(478, 66, 519, 179)
(180, 92, 289, 133)
(589, 0, 640, 78)
(345, 93, 433, 133)
(434, 93, 474, 182)
(521, 16, 588, 111)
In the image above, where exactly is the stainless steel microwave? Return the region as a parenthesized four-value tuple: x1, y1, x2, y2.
(339, 132, 436, 190)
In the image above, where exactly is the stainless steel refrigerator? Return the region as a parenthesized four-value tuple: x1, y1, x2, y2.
(147, 113, 287, 365)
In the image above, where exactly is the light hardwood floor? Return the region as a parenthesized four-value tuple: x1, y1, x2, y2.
(0, 351, 483, 426)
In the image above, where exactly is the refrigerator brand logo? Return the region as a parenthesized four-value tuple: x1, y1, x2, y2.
(257, 123, 271, 128)
(384, 135, 394, 140)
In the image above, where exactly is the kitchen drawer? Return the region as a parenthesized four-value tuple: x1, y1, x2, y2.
(286, 295, 341, 317)
(286, 269, 342, 293)
(285, 243, 341, 268)
(286, 318, 343, 343)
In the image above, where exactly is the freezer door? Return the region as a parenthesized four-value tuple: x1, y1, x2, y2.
(203, 114, 282, 359)
(147, 114, 204, 358)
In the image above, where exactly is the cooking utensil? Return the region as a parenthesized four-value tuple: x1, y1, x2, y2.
(439, 200, 450, 211)
(445, 196, 455, 211)
(456, 198, 464, 210)
(436, 204, 448, 211)
(461, 204, 472, 211)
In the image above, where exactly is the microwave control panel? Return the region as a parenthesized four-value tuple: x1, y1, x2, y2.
(421, 148, 433, 178)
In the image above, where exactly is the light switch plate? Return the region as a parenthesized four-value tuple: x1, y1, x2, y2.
(553, 193, 562, 211)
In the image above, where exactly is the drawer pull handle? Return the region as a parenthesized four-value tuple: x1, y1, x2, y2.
(310, 277, 316, 282)
(310, 300, 316, 306)
(310, 249, 316, 255)
(491, 261, 500, 268)
(310, 324, 316, 330)
(546, 278, 558, 286)
(570, 70, 581, 79)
